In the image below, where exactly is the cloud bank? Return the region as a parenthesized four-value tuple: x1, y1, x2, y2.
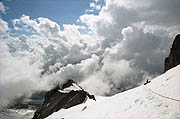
(0, 0, 180, 108)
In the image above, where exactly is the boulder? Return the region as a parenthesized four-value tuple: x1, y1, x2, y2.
(32, 80, 95, 119)
(164, 34, 180, 72)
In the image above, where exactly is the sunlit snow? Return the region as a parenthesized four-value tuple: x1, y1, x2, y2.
(46, 65, 180, 119)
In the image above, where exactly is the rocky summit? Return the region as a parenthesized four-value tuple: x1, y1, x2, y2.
(32, 80, 96, 119)
(164, 34, 180, 72)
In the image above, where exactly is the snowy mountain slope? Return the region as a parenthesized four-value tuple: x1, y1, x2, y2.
(46, 65, 180, 119)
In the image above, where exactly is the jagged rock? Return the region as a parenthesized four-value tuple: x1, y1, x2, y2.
(32, 80, 96, 119)
(164, 34, 180, 72)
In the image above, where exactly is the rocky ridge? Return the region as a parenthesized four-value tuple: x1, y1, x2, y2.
(32, 80, 96, 119)
(164, 34, 180, 72)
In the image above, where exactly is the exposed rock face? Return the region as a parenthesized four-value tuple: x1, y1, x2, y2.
(164, 34, 180, 72)
(32, 80, 96, 119)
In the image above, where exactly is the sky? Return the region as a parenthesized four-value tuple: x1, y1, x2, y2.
(1, 0, 103, 28)
(2, 0, 88, 25)
(0, 0, 180, 108)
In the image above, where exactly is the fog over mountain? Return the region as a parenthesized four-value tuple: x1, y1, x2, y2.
(0, 0, 179, 108)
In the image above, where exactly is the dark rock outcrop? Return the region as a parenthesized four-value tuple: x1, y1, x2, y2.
(32, 80, 96, 119)
(164, 34, 180, 72)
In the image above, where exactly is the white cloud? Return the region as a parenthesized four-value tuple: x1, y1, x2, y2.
(0, 16, 101, 107)
(80, 0, 179, 67)
(0, 18, 9, 32)
(94, 0, 99, 3)
(90, 2, 96, 8)
(85, 2, 101, 13)
(80, 58, 146, 95)
(12, 15, 62, 38)
(85, 9, 94, 13)
(78, 0, 180, 94)
(81, 0, 180, 39)
(89, 2, 101, 11)
(0, 2, 6, 14)
(0, 41, 45, 108)
(121, 26, 134, 40)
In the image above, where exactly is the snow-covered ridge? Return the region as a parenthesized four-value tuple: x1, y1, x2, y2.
(47, 65, 180, 119)
(58, 82, 82, 93)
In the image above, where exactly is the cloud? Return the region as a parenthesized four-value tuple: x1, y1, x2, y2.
(85, 9, 94, 13)
(80, 58, 145, 95)
(1, 0, 180, 108)
(0, 2, 8, 33)
(85, 1, 102, 13)
(0, 18, 9, 33)
(12, 15, 62, 38)
(108, 26, 171, 74)
(81, 0, 180, 38)
(0, 41, 44, 108)
(0, 2, 6, 14)
(90, 2, 101, 10)
(79, 0, 180, 94)
(0, 15, 100, 107)
(80, 0, 179, 67)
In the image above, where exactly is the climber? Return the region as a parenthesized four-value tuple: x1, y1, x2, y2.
(144, 78, 151, 85)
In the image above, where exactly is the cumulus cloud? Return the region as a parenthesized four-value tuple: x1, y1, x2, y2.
(0, 15, 100, 107)
(79, 0, 180, 94)
(80, 0, 179, 71)
(12, 15, 62, 38)
(81, 0, 180, 40)
(0, 0, 180, 108)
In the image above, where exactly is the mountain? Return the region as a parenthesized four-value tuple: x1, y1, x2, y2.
(30, 34, 180, 119)
(32, 80, 96, 119)
(164, 34, 180, 72)
(46, 65, 180, 119)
